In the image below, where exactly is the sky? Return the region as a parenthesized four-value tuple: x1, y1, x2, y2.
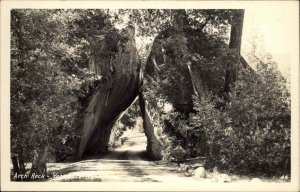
(242, 6, 299, 78)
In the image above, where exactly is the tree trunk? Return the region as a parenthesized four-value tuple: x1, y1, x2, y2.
(224, 9, 245, 94)
(29, 147, 48, 180)
(12, 155, 20, 175)
(229, 10, 245, 53)
(12, 153, 26, 181)
(18, 153, 26, 174)
(171, 9, 189, 30)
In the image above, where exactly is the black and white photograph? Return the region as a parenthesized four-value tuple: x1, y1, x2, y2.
(1, 0, 299, 191)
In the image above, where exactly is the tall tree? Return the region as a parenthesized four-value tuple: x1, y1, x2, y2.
(10, 9, 113, 178)
(224, 9, 245, 94)
(229, 9, 245, 54)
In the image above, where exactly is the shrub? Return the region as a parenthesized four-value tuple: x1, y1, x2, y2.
(187, 56, 290, 175)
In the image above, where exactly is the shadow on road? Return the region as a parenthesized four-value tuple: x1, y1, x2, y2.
(84, 131, 154, 161)
(48, 131, 166, 182)
(48, 157, 160, 182)
(88, 150, 155, 161)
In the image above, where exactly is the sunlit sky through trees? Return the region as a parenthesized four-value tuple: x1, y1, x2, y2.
(242, 6, 298, 78)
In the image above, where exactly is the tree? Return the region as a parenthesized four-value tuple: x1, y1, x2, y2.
(114, 9, 237, 40)
(224, 9, 245, 94)
(187, 44, 290, 175)
(10, 9, 113, 179)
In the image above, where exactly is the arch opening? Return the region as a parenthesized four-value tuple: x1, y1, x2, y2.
(77, 93, 164, 161)
(103, 97, 151, 161)
(76, 25, 165, 161)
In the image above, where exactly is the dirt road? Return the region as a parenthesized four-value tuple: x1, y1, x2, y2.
(43, 130, 288, 183)
(48, 131, 197, 182)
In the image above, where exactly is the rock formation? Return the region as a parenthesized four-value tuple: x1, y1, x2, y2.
(76, 26, 142, 158)
(76, 16, 243, 160)
(141, 24, 241, 158)
(138, 94, 169, 159)
(76, 25, 169, 160)
(144, 26, 240, 105)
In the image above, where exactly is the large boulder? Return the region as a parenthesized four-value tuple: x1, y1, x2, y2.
(141, 26, 240, 159)
(194, 167, 207, 178)
(138, 94, 168, 160)
(76, 23, 241, 160)
(144, 27, 195, 113)
(144, 26, 240, 104)
(76, 26, 141, 158)
(217, 173, 232, 183)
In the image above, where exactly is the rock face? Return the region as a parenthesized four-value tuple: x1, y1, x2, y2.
(145, 27, 239, 104)
(76, 25, 168, 160)
(142, 26, 240, 158)
(76, 26, 142, 158)
(144, 28, 195, 113)
(139, 94, 167, 160)
(76, 21, 243, 160)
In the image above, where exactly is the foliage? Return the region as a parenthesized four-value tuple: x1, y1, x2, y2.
(187, 32, 240, 93)
(116, 9, 234, 38)
(155, 32, 193, 104)
(142, 27, 239, 110)
(186, 56, 290, 175)
(11, 9, 113, 162)
(114, 9, 236, 110)
(109, 122, 126, 148)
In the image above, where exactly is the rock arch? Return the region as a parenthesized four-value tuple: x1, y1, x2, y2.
(76, 13, 245, 160)
(76, 26, 165, 160)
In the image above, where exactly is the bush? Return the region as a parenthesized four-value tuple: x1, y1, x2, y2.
(10, 9, 113, 164)
(187, 56, 290, 175)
